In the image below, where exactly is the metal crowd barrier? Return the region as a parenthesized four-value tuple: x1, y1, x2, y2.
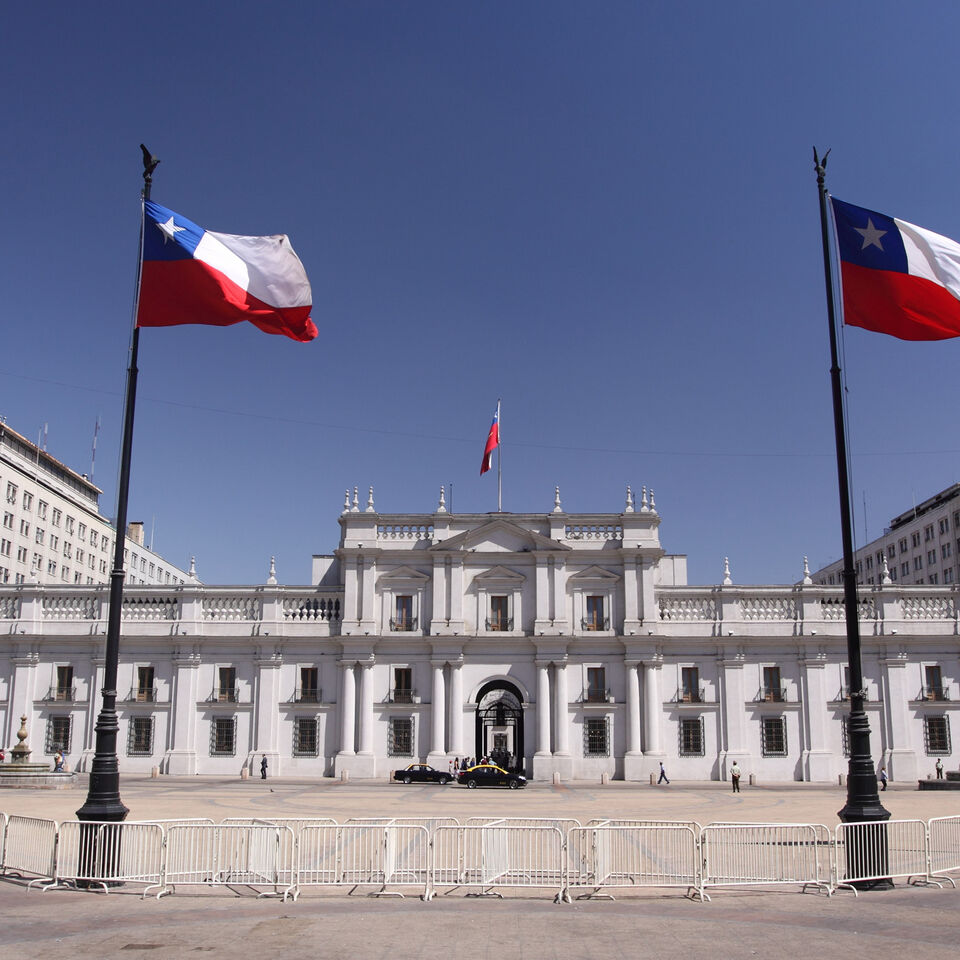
(297, 823, 431, 899)
(0, 812, 6, 870)
(834, 819, 928, 893)
(55, 821, 165, 895)
(347, 817, 458, 838)
(566, 824, 702, 901)
(928, 815, 960, 887)
(588, 818, 703, 837)
(467, 816, 582, 834)
(701, 823, 832, 896)
(431, 824, 565, 902)
(1, 815, 58, 887)
(161, 823, 296, 899)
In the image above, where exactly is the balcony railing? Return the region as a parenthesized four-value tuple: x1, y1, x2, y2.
(45, 686, 76, 702)
(294, 687, 321, 703)
(582, 687, 613, 704)
(209, 685, 240, 703)
(485, 617, 514, 632)
(124, 686, 158, 703)
(388, 688, 419, 704)
(389, 617, 417, 632)
(756, 686, 787, 703)
(833, 686, 871, 703)
(676, 686, 707, 704)
(919, 685, 951, 702)
(581, 617, 610, 632)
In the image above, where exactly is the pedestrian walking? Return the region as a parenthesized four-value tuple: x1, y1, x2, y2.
(260, 754, 268, 780)
(657, 761, 670, 785)
(879, 765, 888, 791)
(730, 760, 741, 793)
(936, 758, 944, 779)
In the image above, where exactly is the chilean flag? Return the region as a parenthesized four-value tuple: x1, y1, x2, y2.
(137, 200, 317, 342)
(480, 404, 500, 475)
(832, 197, 960, 340)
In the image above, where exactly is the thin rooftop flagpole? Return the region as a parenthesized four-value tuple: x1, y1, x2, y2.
(496, 398, 502, 512)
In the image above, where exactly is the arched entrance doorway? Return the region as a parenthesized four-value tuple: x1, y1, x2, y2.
(474, 680, 524, 773)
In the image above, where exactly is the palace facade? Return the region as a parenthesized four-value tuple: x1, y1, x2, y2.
(0, 486, 956, 782)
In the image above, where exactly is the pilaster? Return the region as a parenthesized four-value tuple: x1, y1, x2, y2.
(164, 646, 200, 775)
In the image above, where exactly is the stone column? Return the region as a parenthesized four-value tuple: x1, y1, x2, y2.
(358, 660, 374, 755)
(642, 661, 663, 760)
(7, 649, 39, 763)
(554, 661, 570, 755)
(535, 662, 552, 756)
(339, 661, 356, 755)
(623, 661, 644, 780)
(428, 660, 446, 762)
(165, 649, 200, 775)
(448, 660, 464, 757)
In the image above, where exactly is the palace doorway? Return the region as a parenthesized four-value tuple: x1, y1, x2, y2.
(474, 680, 524, 773)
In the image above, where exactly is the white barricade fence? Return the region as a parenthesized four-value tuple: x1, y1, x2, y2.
(587, 819, 703, 839)
(144, 819, 216, 828)
(222, 818, 337, 869)
(0, 812, 7, 871)
(297, 824, 431, 899)
(55, 821, 165, 894)
(928, 816, 960, 886)
(162, 824, 296, 899)
(431, 825, 565, 901)
(467, 817, 582, 835)
(347, 817, 458, 838)
(701, 823, 831, 896)
(566, 825, 702, 901)
(834, 819, 928, 891)
(1, 815, 58, 886)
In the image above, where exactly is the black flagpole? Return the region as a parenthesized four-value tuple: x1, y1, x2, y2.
(76, 145, 158, 823)
(814, 149, 890, 843)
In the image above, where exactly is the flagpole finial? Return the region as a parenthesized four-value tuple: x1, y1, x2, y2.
(140, 143, 160, 195)
(625, 485, 634, 513)
(437, 486, 447, 513)
(553, 486, 563, 513)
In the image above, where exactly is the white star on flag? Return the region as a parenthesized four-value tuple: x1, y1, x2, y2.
(855, 218, 887, 251)
(156, 215, 185, 244)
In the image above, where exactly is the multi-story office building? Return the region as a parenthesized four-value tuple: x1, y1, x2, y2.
(0, 485, 955, 783)
(0, 420, 195, 588)
(812, 483, 960, 587)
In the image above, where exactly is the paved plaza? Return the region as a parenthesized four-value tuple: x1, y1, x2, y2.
(1, 776, 959, 960)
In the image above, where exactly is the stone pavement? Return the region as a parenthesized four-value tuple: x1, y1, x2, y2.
(1, 776, 958, 960)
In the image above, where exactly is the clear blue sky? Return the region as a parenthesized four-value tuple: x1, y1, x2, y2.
(3, 2, 959, 586)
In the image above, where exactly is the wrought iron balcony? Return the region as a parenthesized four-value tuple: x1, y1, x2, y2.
(755, 686, 787, 703)
(833, 686, 871, 703)
(389, 617, 417, 632)
(582, 687, 613, 704)
(676, 686, 707, 704)
(209, 685, 240, 703)
(294, 687, 321, 703)
(44, 686, 76, 702)
(485, 617, 514, 631)
(388, 688, 419, 704)
(581, 617, 610, 632)
(919, 685, 950, 702)
(124, 686, 158, 703)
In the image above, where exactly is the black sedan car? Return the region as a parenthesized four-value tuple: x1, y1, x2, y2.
(456, 763, 527, 789)
(392, 763, 452, 785)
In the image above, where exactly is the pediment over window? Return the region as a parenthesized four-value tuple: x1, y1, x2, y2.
(431, 518, 571, 555)
(568, 565, 621, 583)
(473, 565, 526, 585)
(377, 565, 430, 585)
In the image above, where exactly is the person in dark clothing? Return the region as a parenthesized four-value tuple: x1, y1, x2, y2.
(657, 762, 670, 784)
(260, 754, 268, 780)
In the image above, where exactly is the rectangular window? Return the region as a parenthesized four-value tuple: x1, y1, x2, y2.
(298, 666, 319, 702)
(0, 566, 9, 583)
(78, 522, 86, 539)
(944, 543, 952, 559)
(392, 595, 414, 631)
(928, 549, 937, 565)
(488, 595, 510, 631)
(865, 556, 872, 571)
(45, 716, 72, 754)
(17, 546, 28, 563)
(762, 666, 783, 702)
(6, 482, 17, 504)
(55, 665, 74, 701)
(137, 665, 155, 702)
(681, 666, 701, 703)
(583, 716, 610, 756)
(925, 524, 934, 542)
(211, 716, 237, 756)
(900, 537, 909, 552)
(886, 543, 896, 558)
(37, 500, 47, 519)
(679, 716, 705, 756)
(217, 666, 237, 702)
(930, 573, 939, 584)
(393, 667, 413, 702)
(585, 595, 606, 631)
(2, 512, 12, 529)
(22, 491, 32, 510)
(586, 667, 607, 703)
(924, 716, 952, 755)
(388, 716, 414, 756)
(901, 562, 909, 577)
(127, 716, 154, 756)
(925, 665, 945, 701)
(35, 527, 44, 544)
(65, 516, 74, 535)
(915, 556, 923, 571)
(19, 519, 29, 537)
(912, 532, 921, 548)
(52, 508, 61, 527)
(761, 716, 787, 757)
(293, 717, 319, 756)
(0, 539, 10, 557)
(941, 518, 951, 534)
(945, 568, 954, 583)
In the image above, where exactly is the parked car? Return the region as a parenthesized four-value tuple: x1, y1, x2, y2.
(392, 763, 452, 785)
(456, 763, 527, 789)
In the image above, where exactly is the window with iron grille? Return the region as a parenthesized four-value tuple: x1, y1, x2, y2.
(924, 715, 952, 755)
(583, 716, 609, 756)
(679, 717, 705, 757)
(127, 716, 154, 756)
(211, 716, 237, 756)
(388, 716, 414, 757)
(761, 716, 787, 757)
(45, 715, 72, 754)
(293, 717, 319, 756)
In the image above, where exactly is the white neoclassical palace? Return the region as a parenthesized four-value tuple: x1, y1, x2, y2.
(0, 486, 956, 782)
